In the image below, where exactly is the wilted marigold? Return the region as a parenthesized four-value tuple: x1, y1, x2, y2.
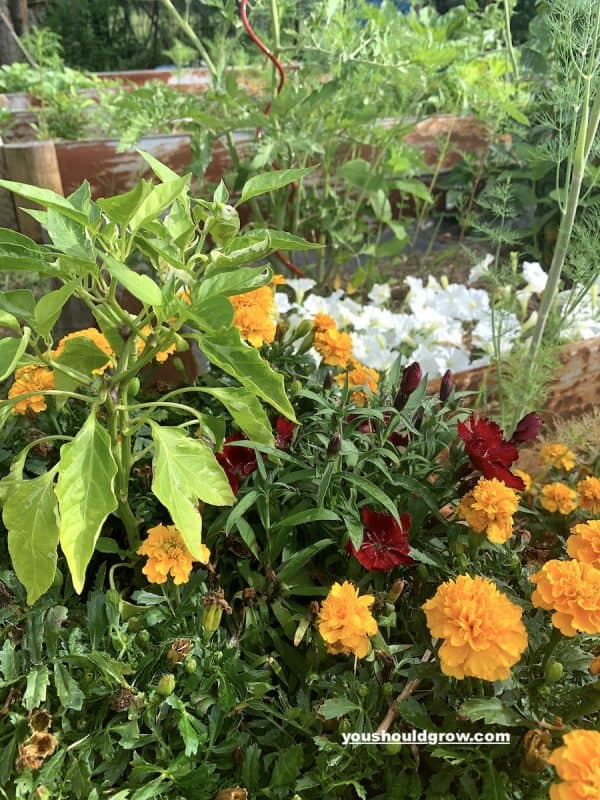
(540, 483, 578, 515)
(317, 581, 378, 659)
(336, 359, 379, 407)
(589, 656, 600, 675)
(457, 477, 520, 544)
(577, 476, 600, 514)
(530, 559, 600, 636)
(137, 524, 210, 585)
(566, 521, 600, 569)
(52, 328, 114, 374)
(422, 574, 528, 681)
(541, 443, 576, 471)
(548, 729, 600, 800)
(230, 286, 276, 347)
(8, 365, 54, 415)
(136, 324, 177, 364)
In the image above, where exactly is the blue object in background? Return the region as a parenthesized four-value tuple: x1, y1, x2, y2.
(367, 0, 411, 12)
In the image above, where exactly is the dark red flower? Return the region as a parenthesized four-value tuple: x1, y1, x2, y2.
(275, 416, 296, 450)
(389, 431, 409, 448)
(216, 434, 258, 495)
(457, 414, 524, 490)
(346, 508, 414, 571)
(394, 361, 423, 410)
(439, 369, 453, 402)
(510, 412, 542, 444)
(346, 414, 375, 434)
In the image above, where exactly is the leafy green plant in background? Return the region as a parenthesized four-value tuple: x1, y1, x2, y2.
(0, 155, 316, 602)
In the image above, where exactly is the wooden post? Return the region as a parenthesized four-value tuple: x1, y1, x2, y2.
(3, 140, 64, 241)
(0, 137, 18, 231)
(8, 0, 28, 36)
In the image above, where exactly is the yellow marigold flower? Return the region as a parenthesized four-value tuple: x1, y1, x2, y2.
(540, 483, 578, 515)
(577, 477, 600, 514)
(318, 581, 378, 659)
(230, 286, 276, 347)
(313, 312, 336, 331)
(137, 524, 210, 585)
(136, 325, 177, 364)
(530, 559, 600, 636)
(8, 365, 54, 415)
(457, 477, 520, 544)
(541, 443, 576, 471)
(548, 730, 600, 800)
(566, 521, 600, 569)
(589, 656, 600, 676)
(314, 327, 353, 367)
(335, 359, 379, 406)
(514, 469, 532, 492)
(52, 328, 114, 375)
(422, 574, 528, 681)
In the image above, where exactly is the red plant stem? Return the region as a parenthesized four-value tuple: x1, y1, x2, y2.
(240, 0, 286, 111)
(275, 250, 306, 278)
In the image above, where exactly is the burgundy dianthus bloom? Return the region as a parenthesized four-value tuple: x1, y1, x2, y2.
(216, 434, 258, 495)
(346, 508, 414, 571)
(457, 414, 525, 491)
(275, 416, 296, 450)
(510, 412, 542, 444)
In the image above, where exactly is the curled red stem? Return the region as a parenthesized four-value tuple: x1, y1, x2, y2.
(240, 0, 286, 106)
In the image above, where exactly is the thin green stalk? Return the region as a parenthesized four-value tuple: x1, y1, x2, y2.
(159, 0, 218, 78)
(502, 0, 519, 82)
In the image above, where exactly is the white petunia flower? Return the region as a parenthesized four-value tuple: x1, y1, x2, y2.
(522, 261, 548, 295)
(367, 282, 392, 306)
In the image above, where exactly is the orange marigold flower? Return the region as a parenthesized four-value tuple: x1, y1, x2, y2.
(52, 328, 114, 374)
(422, 574, 528, 681)
(566, 521, 600, 569)
(577, 477, 600, 514)
(137, 524, 210, 585)
(541, 443, 576, 471)
(230, 286, 276, 347)
(548, 730, 600, 800)
(270, 274, 286, 286)
(313, 312, 337, 331)
(335, 359, 379, 406)
(589, 656, 600, 676)
(530, 559, 600, 636)
(8, 365, 54, 415)
(540, 483, 578, 515)
(314, 327, 353, 367)
(457, 477, 520, 544)
(136, 325, 177, 364)
(317, 581, 378, 659)
(514, 469, 532, 492)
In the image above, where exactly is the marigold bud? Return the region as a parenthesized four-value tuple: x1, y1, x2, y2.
(520, 728, 551, 774)
(544, 660, 564, 683)
(157, 674, 176, 697)
(202, 590, 232, 634)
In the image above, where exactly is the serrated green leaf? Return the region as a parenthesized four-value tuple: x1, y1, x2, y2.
(318, 697, 360, 719)
(149, 423, 235, 560)
(198, 326, 296, 421)
(270, 743, 303, 791)
(54, 662, 84, 710)
(23, 665, 49, 710)
(457, 698, 523, 727)
(3, 468, 60, 605)
(55, 415, 118, 593)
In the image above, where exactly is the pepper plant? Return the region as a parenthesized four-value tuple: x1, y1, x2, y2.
(0, 154, 317, 604)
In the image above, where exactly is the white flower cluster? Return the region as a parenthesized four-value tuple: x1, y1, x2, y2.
(275, 258, 600, 376)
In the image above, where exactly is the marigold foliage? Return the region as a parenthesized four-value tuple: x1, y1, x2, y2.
(540, 483, 578, 515)
(421, 574, 528, 681)
(530, 559, 600, 636)
(548, 729, 600, 800)
(336, 359, 379, 406)
(8, 365, 54, 415)
(457, 477, 520, 544)
(318, 581, 378, 659)
(577, 477, 600, 514)
(137, 523, 209, 585)
(52, 328, 114, 374)
(566, 520, 600, 569)
(230, 286, 277, 347)
(540, 443, 576, 471)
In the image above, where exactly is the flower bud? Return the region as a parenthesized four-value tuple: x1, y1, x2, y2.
(296, 331, 315, 355)
(184, 656, 198, 674)
(386, 578, 406, 604)
(520, 729, 551, 774)
(128, 377, 141, 397)
(293, 319, 314, 341)
(205, 203, 240, 245)
(439, 369, 453, 402)
(157, 673, 176, 697)
(544, 660, 564, 683)
(323, 370, 334, 391)
(202, 590, 232, 635)
(326, 432, 342, 457)
(400, 362, 422, 397)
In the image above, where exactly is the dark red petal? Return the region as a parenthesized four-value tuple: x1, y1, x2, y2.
(511, 412, 542, 444)
(275, 416, 296, 449)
